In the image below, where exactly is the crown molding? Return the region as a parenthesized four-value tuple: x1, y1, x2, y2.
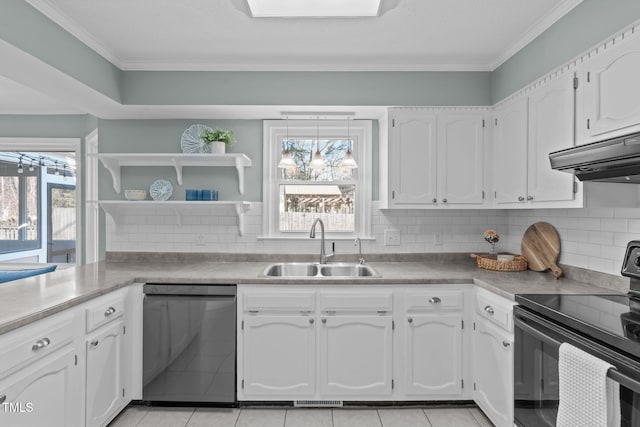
(24, 0, 124, 69)
(488, 0, 583, 70)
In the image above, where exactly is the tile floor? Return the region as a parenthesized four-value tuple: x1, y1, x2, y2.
(108, 406, 494, 427)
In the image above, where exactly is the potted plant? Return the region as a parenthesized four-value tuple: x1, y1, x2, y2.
(200, 129, 236, 154)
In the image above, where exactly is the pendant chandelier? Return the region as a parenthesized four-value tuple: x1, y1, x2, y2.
(308, 117, 327, 172)
(277, 117, 297, 172)
(339, 117, 358, 169)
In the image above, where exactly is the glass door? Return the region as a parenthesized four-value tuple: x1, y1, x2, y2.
(47, 183, 76, 263)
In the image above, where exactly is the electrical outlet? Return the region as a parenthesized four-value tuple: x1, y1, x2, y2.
(433, 231, 443, 246)
(195, 233, 205, 246)
(384, 229, 401, 246)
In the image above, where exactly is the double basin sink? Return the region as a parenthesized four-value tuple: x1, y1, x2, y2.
(263, 262, 379, 278)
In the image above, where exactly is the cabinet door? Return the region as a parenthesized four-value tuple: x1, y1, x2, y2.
(389, 111, 437, 206)
(0, 347, 82, 427)
(242, 315, 315, 397)
(404, 313, 462, 396)
(438, 113, 485, 205)
(583, 33, 640, 138)
(86, 320, 126, 427)
(494, 97, 528, 204)
(528, 73, 576, 203)
(474, 318, 514, 427)
(319, 315, 393, 397)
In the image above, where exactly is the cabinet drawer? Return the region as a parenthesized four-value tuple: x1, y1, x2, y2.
(243, 291, 315, 312)
(475, 289, 514, 332)
(0, 312, 75, 380)
(319, 291, 393, 312)
(405, 290, 462, 311)
(86, 292, 125, 333)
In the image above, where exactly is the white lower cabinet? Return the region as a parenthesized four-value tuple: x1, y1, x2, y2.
(319, 315, 393, 397)
(473, 288, 515, 427)
(86, 319, 126, 427)
(474, 317, 513, 427)
(0, 346, 82, 427)
(404, 313, 463, 396)
(242, 315, 315, 397)
(237, 285, 473, 402)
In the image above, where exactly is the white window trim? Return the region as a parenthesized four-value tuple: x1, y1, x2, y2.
(262, 119, 372, 240)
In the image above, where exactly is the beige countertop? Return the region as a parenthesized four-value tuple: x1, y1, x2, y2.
(0, 259, 627, 336)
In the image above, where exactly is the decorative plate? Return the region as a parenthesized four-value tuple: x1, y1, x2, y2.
(149, 179, 173, 201)
(181, 124, 213, 153)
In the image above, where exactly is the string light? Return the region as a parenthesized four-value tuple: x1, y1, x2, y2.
(17, 156, 23, 174)
(28, 159, 34, 172)
(54, 161, 60, 176)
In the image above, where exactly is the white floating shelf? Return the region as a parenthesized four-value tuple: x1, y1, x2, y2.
(96, 153, 252, 195)
(98, 200, 252, 236)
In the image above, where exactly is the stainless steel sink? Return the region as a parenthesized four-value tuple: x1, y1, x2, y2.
(262, 262, 379, 278)
(263, 263, 319, 277)
(320, 263, 378, 277)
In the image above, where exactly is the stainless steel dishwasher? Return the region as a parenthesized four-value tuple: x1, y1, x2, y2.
(142, 284, 236, 404)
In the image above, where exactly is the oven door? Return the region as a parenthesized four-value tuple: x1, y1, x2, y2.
(514, 306, 640, 427)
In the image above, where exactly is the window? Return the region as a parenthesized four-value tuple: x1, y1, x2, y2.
(263, 120, 372, 238)
(0, 159, 41, 253)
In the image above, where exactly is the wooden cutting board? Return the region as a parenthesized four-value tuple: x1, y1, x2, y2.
(521, 222, 563, 279)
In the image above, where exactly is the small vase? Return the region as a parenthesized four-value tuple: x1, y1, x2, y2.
(211, 141, 226, 154)
(489, 242, 498, 255)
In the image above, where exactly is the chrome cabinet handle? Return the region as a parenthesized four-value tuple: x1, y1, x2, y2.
(527, 195, 534, 201)
(309, 318, 315, 324)
(429, 297, 441, 304)
(0, 395, 5, 404)
(442, 198, 448, 203)
(321, 318, 327, 324)
(104, 307, 116, 317)
(377, 310, 388, 315)
(32, 337, 51, 352)
(300, 310, 312, 315)
(432, 198, 437, 203)
(502, 341, 511, 348)
(248, 310, 259, 314)
(91, 340, 99, 348)
(484, 305, 495, 315)
(408, 317, 413, 324)
(518, 196, 525, 202)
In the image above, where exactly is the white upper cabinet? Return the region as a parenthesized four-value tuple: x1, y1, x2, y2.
(494, 97, 528, 205)
(437, 113, 485, 205)
(527, 72, 578, 204)
(388, 110, 438, 206)
(581, 30, 640, 141)
(386, 109, 486, 209)
(494, 72, 581, 208)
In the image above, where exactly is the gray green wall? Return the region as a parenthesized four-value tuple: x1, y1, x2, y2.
(491, 0, 640, 102)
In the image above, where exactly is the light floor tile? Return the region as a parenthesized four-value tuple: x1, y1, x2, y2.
(424, 408, 480, 427)
(108, 407, 149, 427)
(235, 409, 286, 427)
(333, 409, 382, 427)
(186, 408, 241, 427)
(284, 409, 333, 427)
(378, 408, 432, 427)
(468, 407, 494, 427)
(136, 407, 195, 427)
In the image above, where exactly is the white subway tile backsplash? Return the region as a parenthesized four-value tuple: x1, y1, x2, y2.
(105, 203, 640, 276)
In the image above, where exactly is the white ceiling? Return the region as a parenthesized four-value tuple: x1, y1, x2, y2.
(26, 0, 582, 71)
(3, 0, 583, 116)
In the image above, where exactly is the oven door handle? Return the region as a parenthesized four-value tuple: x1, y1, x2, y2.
(516, 315, 640, 394)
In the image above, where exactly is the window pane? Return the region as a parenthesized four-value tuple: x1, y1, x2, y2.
(279, 184, 355, 232)
(281, 138, 354, 181)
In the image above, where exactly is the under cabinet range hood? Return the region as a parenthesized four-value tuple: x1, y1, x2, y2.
(549, 131, 640, 183)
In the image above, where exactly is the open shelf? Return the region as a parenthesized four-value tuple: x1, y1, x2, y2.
(98, 200, 252, 236)
(96, 153, 252, 194)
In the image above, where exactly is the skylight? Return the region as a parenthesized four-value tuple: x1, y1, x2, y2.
(246, 0, 382, 18)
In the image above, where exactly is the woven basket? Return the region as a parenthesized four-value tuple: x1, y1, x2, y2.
(471, 253, 528, 272)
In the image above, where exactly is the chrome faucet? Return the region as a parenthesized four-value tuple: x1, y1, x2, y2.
(354, 237, 365, 264)
(309, 218, 334, 264)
